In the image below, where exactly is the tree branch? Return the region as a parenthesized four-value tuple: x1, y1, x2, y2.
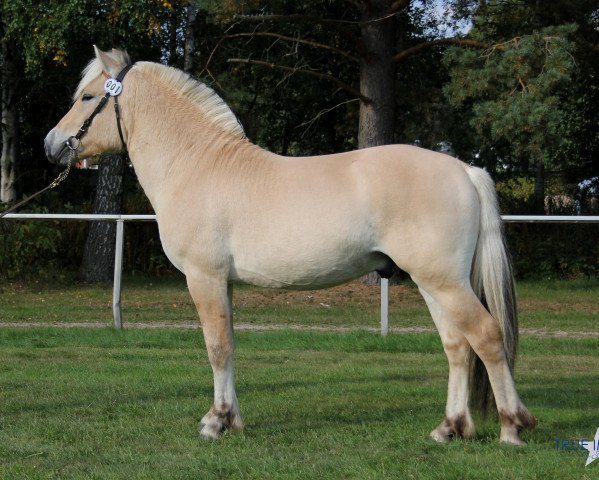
(234, 13, 359, 27)
(233, 13, 361, 47)
(227, 58, 369, 103)
(234, 10, 407, 27)
(394, 38, 489, 63)
(225, 32, 359, 63)
(296, 98, 360, 130)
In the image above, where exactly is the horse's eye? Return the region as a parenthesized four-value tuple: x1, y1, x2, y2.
(82, 94, 94, 102)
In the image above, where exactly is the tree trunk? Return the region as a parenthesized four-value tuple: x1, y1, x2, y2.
(79, 154, 125, 282)
(358, 0, 398, 285)
(358, 1, 396, 149)
(184, 2, 198, 73)
(1, 39, 19, 204)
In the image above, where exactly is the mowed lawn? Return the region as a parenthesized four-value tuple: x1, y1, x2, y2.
(0, 278, 598, 478)
(1, 276, 598, 334)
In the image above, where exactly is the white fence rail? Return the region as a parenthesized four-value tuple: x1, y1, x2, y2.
(2, 213, 598, 332)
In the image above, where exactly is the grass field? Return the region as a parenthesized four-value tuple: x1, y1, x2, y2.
(0, 278, 598, 478)
(1, 275, 598, 334)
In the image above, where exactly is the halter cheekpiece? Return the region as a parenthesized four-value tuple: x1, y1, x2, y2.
(66, 62, 135, 153)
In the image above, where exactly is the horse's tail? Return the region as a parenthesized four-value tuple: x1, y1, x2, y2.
(465, 166, 518, 414)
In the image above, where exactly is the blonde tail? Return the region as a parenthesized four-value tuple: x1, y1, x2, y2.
(465, 166, 518, 412)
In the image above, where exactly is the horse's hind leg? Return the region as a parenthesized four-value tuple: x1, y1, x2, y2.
(417, 282, 535, 445)
(420, 288, 475, 441)
(186, 274, 243, 439)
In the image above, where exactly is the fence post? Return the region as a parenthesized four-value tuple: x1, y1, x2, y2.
(380, 277, 389, 336)
(113, 218, 124, 330)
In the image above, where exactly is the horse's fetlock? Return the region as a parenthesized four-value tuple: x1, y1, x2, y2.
(498, 406, 536, 446)
(431, 413, 475, 442)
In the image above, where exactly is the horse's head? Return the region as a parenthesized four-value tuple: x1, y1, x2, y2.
(44, 46, 131, 166)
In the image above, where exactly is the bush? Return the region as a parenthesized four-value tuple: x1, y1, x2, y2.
(0, 208, 67, 279)
(506, 223, 599, 279)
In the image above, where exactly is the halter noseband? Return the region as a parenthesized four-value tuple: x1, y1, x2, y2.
(66, 62, 135, 153)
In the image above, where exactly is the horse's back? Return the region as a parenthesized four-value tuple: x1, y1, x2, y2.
(224, 144, 479, 288)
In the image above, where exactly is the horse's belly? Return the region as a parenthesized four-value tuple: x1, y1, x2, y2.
(229, 248, 384, 290)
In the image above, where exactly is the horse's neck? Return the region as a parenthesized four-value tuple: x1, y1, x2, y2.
(124, 73, 263, 213)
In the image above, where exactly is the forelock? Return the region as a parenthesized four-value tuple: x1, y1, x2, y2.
(73, 50, 130, 101)
(73, 58, 104, 101)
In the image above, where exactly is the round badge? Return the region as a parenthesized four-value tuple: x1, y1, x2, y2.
(104, 78, 123, 96)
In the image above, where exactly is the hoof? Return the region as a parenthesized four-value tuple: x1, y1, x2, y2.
(499, 407, 537, 446)
(430, 414, 475, 442)
(200, 422, 222, 441)
(199, 404, 243, 440)
(500, 433, 527, 446)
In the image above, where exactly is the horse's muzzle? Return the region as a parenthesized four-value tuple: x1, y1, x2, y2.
(44, 129, 71, 166)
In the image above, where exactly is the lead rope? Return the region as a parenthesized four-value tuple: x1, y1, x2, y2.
(0, 154, 75, 219)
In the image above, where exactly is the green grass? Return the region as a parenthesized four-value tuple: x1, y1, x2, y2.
(1, 276, 598, 335)
(0, 328, 597, 479)
(0, 277, 597, 477)
(517, 278, 599, 332)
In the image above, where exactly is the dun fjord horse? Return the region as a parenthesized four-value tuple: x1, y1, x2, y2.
(45, 47, 536, 444)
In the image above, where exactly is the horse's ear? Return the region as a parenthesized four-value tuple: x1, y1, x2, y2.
(93, 45, 126, 77)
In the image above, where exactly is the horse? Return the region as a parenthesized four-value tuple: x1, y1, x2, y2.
(44, 47, 536, 445)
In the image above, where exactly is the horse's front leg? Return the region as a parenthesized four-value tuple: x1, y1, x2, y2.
(186, 274, 243, 439)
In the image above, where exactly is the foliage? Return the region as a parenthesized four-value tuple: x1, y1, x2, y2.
(1, 0, 193, 200)
(198, 0, 363, 154)
(1, 0, 190, 76)
(1, 0, 597, 280)
(553, 74, 599, 182)
(496, 177, 599, 279)
(0, 184, 175, 280)
(197, 0, 474, 154)
(444, 24, 576, 170)
(506, 224, 599, 280)
(0, 207, 65, 279)
(443, 0, 598, 184)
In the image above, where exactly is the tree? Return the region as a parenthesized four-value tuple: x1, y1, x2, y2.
(184, 1, 199, 73)
(443, 0, 597, 212)
(79, 155, 125, 282)
(0, 0, 194, 280)
(357, 0, 398, 149)
(0, 36, 19, 204)
(444, 25, 576, 211)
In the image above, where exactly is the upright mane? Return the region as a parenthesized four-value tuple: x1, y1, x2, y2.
(74, 50, 245, 139)
(137, 62, 245, 138)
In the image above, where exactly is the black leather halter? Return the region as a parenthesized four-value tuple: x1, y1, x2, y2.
(66, 63, 135, 153)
